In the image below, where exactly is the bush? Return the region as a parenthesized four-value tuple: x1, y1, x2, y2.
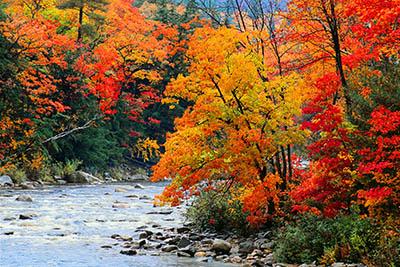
(50, 159, 82, 179)
(274, 212, 400, 265)
(184, 188, 251, 236)
(1, 167, 27, 184)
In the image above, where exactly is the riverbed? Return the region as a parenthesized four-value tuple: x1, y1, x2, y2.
(0, 182, 231, 267)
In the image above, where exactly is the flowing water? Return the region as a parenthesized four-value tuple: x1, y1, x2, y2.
(0, 182, 231, 267)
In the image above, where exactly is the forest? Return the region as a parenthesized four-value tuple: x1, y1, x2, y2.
(0, 0, 399, 265)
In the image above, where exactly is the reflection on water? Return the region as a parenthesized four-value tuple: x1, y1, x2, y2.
(0, 182, 230, 267)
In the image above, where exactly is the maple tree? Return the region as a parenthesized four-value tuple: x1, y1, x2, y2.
(151, 25, 307, 225)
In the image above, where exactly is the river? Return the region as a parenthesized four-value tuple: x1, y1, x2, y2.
(0, 182, 232, 267)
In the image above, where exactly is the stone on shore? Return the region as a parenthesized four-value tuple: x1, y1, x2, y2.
(211, 239, 232, 254)
(0, 175, 13, 186)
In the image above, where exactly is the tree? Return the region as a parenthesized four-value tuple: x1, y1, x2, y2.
(151, 26, 306, 225)
(57, 0, 109, 42)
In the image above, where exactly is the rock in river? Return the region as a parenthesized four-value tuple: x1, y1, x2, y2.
(112, 203, 130, 208)
(120, 249, 137, 256)
(16, 194, 33, 202)
(134, 183, 145, 189)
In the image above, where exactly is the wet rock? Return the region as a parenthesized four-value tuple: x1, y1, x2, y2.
(231, 256, 243, 264)
(137, 225, 148, 230)
(112, 203, 130, 208)
(159, 210, 173, 215)
(4, 217, 17, 221)
(177, 236, 191, 248)
(215, 255, 228, 261)
(139, 232, 148, 239)
(189, 233, 202, 241)
(138, 239, 146, 247)
(230, 245, 240, 255)
(194, 252, 207, 257)
(150, 252, 160, 256)
(125, 194, 138, 198)
(145, 230, 153, 236)
(201, 238, 213, 245)
(4, 232, 14, 235)
(20, 183, 34, 190)
(166, 236, 180, 245)
(239, 240, 256, 254)
(261, 240, 275, 250)
(176, 226, 190, 233)
(120, 249, 137, 256)
(211, 239, 232, 254)
(134, 183, 145, 189)
(264, 253, 274, 264)
(115, 187, 128, 192)
(111, 234, 133, 241)
(162, 218, 174, 222)
(196, 257, 208, 262)
(65, 171, 96, 183)
(19, 214, 33, 220)
(177, 251, 192, 257)
(250, 249, 264, 257)
(101, 245, 112, 249)
(139, 195, 151, 200)
(179, 245, 197, 256)
(254, 238, 268, 249)
(161, 245, 178, 252)
(16, 194, 33, 202)
(0, 175, 13, 186)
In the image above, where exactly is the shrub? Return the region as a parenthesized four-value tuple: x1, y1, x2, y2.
(184, 188, 251, 236)
(50, 159, 82, 179)
(274, 211, 400, 265)
(2, 167, 27, 184)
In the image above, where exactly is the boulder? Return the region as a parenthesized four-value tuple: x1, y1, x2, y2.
(0, 175, 13, 186)
(16, 194, 33, 202)
(65, 171, 88, 183)
(211, 239, 232, 254)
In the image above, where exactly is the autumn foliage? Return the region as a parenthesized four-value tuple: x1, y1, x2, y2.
(1, 0, 399, 241)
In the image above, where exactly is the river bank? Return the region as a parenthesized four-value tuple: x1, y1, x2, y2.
(1, 179, 369, 267)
